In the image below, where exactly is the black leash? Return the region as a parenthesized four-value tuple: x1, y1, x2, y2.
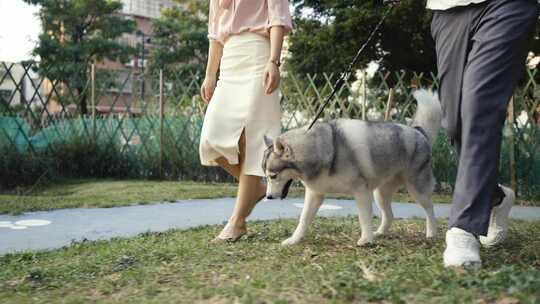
(306, 5, 394, 131)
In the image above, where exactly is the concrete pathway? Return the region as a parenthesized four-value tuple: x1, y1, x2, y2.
(1, 198, 540, 255)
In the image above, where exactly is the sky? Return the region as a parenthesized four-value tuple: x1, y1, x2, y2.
(0, 0, 41, 62)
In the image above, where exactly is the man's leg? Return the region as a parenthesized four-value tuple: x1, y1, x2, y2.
(432, 6, 487, 267)
(449, 0, 538, 236)
(432, 0, 539, 268)
(431, 3, 508, 220)
(431, 6, 474, 146)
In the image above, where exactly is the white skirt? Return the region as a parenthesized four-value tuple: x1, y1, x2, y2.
(199, 32, 281, 176)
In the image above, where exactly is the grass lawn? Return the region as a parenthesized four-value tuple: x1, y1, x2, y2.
(0, 218, 539, 303)
(1, 178, 538, 215)
(1, 179, 538, 215)
(0, 179, 240, 215)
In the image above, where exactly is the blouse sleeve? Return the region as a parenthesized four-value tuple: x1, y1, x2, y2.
(267, 0, 293, 35)
(208, 0, 220, 41)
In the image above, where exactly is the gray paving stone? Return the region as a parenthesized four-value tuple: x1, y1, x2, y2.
(1, 198, 539, 255)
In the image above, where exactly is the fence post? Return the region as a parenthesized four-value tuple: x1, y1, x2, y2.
(91, 64, 96, 141)
(384, 87, 395, 121)
(362, 70, 367, 120)
(159, 69, 165, 179)
(508, 95, 517, 193)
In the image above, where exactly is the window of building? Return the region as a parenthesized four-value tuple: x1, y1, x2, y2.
(0, 89, 12, 103)
(121, 0, 176, 19)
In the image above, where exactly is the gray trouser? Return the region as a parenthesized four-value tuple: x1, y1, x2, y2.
(431, 0, 539, 235)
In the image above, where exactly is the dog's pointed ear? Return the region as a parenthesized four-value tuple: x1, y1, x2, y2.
(264, 134, 273, 148)
(274, 137, 285, 155)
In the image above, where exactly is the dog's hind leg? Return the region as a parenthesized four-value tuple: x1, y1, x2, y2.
(354, 189, 375, 246)
(374, 178, 401, 237)
(282, 188, 324, 246)
(406, 176, 437, 239)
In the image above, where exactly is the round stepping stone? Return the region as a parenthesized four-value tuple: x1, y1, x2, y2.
(0, 221, 13, 228)
(15, 220, 52, 227)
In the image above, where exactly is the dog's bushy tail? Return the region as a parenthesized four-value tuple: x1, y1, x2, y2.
(411, 89, 442, 146)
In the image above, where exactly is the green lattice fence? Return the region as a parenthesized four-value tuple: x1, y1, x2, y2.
(1, 61, 539, 198)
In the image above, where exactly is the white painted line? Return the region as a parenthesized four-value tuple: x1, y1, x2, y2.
(293, 203, 343, 210)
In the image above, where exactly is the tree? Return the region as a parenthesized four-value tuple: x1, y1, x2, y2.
(149, 0, 209, 77)
(288, 0, 540, 79)
(287, 0, 436, 78)
(24, 0, 136, 115)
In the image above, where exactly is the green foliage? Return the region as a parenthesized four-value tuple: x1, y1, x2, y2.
(149, 0, 209, 76)
(0, 100, 10, 116)
(288, 0, 540, 79)
(431, 132, 458, 192)
(23, 0, 137, 114)
(0, 133, 129, 189)
(287, 0, 436, 77)
(0, 116, 231, 190)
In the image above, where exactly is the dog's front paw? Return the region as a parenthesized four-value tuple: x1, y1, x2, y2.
(281, 237, 301, 246)
(374, 228, 388, 237)
(426, 230, 437, 239)
(357, 237, 374, 246)
(426, 224, 438, 239)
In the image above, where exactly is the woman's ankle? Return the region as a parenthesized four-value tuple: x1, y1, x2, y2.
(228, 217, 247, 229)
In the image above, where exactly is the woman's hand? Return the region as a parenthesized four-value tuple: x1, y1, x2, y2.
(200, 75, 217, 103)
(263, 61, 280, 95)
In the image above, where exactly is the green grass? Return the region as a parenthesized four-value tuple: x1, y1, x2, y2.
(1, 218, 539, 303)
(0, 179, 239, 215)
(1, 179, 537, 215)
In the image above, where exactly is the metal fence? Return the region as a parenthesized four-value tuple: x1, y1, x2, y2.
(1, 61, 539, 198)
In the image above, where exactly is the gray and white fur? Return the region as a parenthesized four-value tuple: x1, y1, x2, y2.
(262, 90, 442, 246)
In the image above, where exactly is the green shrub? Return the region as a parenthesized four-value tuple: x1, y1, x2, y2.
(0, 116, 231, 189)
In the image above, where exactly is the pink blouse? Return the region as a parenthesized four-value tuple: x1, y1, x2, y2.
(208, 0, 293, 44)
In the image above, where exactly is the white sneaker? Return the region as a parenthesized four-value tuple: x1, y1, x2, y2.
(479, 185, 515, 248)
(443, 227, 481, 269)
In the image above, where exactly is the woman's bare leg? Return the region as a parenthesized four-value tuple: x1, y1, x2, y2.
(214, 131, 266, 240)
(215, 157, 240, 180)
(228, 174, 265, 230)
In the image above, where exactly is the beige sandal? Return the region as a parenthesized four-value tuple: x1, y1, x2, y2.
(210, 184, 266, 244)
(210, 223, 247, 243)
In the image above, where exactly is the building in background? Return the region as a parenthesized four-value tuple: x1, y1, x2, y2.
(97, 0, 178, 116)
(0, 63, 45, 111)
(0, 1, 183, 118)
(121, 0, 178, 19)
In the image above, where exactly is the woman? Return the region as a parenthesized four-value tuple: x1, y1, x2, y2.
(199, 0, 293, 242)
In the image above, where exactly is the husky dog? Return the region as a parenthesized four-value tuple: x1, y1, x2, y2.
(262, 90, 442, 246)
